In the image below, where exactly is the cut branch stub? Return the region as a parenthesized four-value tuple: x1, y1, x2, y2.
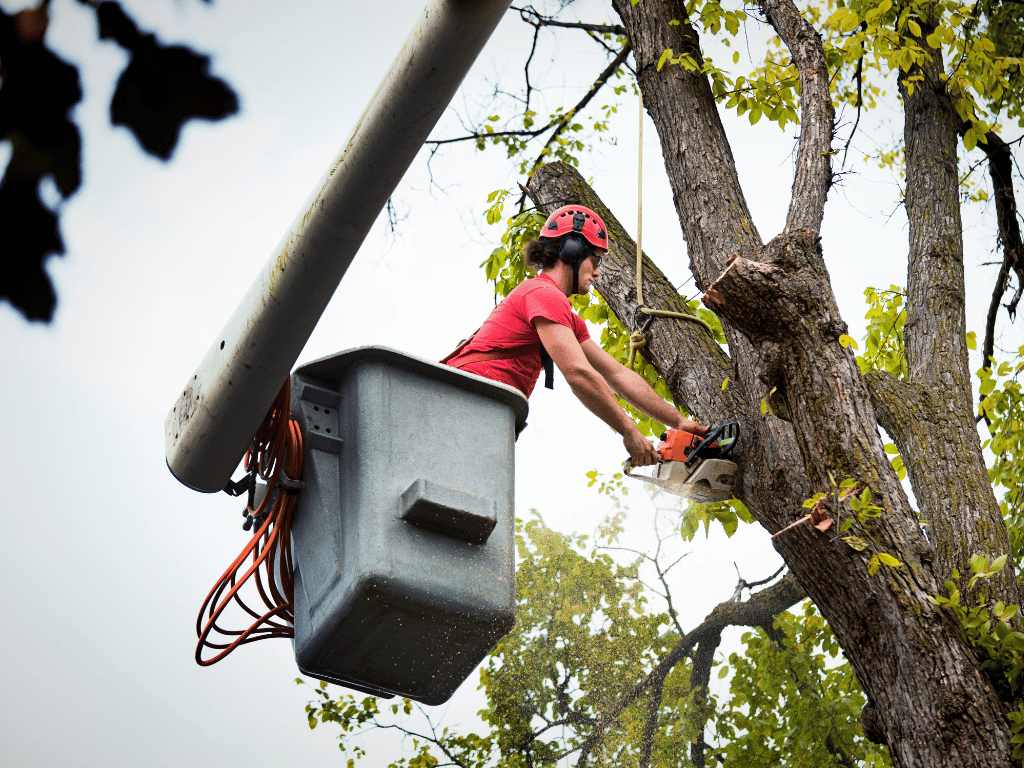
(702, 231, 841, 346)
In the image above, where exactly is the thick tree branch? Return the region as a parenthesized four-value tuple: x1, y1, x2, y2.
(637, 674, 665, 768)
(901, 28, 969, 393)
(759, 0, 834, 233)
(575, 575, 804, 764)
(862, 371, 926, 447)
(688, 634, 721, 768)
(612, 0, 762, 278)
(899, 24, 1016, 605)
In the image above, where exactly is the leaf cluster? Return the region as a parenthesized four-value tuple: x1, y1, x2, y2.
(480, 516, 687, 765)
(2, 1, 237, 323)
(978, 348, 1024, 566)
(853, 285, 908, 378)
(712, 601, 892, 767)
(931, 555, 1024, 762)
(680, 497, 755, 540)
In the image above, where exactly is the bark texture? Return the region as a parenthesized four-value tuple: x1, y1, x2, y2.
(898, 30, 1016, 605)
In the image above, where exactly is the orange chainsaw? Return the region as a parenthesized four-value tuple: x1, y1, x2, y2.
(624, 421, 739, 502)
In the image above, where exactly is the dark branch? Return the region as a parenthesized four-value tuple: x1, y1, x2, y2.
(575, 574, 805, 763)
(688, 635, 721, 768)
(512, 5, 626, 35)
(840, 33, 866, 169)
(518, 42, 632, 205)
(428, 42, 630, 190)
(975, 130, 1024, 371)
(638, 674, 666, 768)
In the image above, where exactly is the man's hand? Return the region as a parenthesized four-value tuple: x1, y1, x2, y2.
(673, 417, 709, 436)
(624, 428, 659, 466)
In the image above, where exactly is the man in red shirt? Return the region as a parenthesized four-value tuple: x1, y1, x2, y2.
(444, 205, 706, 467)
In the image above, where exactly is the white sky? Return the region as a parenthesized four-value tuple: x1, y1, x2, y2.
(2, 1, 1019, 765)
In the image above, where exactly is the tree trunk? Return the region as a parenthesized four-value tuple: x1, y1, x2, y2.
(897, 25, 1017, 605)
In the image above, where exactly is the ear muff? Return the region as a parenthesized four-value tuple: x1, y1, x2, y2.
(558, 234, 589, 294)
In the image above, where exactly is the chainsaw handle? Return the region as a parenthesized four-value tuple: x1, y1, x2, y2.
(686, 420, 739, 466)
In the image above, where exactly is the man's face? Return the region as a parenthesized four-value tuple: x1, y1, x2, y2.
(576, 250, 603, 294)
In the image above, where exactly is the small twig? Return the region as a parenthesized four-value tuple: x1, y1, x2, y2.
(841, 39, 866, 169)
(511, 4, 626, 35)
(517, 42, 633, 205)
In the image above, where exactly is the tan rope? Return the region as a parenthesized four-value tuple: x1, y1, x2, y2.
(628, 91, 717, 371)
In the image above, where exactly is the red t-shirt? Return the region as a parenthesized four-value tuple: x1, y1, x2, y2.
(446, 273, 590, 397)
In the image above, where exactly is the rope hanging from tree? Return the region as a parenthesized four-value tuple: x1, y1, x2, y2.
(628, 91, 718, 370)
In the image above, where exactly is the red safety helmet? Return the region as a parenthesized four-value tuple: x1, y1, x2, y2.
(539, 205, 609, 251)
(539, 205, 609, 295)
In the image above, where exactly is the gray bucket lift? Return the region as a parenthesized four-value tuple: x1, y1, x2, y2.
(290, 347, 527, 704)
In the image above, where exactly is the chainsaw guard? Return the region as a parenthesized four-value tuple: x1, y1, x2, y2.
(624, 458, 738, 503)
(674, 458, 737, 503)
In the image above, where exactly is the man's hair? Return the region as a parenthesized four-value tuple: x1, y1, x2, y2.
(523, 237, 562, 270)
(524, 236, 597, 270)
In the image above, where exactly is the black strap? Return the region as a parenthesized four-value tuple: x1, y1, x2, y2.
(540, 345, 554, 390)
(445, 327, 556, 391)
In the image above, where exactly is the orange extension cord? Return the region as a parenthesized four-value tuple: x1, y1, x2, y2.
(195, 382, 303, 666)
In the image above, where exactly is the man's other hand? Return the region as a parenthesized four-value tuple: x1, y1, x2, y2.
(624, 429, 659, 466)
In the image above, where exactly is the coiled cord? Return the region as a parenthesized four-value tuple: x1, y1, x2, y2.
(195, 382, 303, 665)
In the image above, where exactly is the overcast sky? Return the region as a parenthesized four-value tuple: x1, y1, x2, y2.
(2, 1, 1019, 765)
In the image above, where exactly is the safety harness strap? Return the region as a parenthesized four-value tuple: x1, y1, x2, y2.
(445, 343, 554, 390)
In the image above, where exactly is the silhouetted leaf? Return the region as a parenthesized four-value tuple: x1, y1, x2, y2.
(0, 9, 82, 194)
(0, 7, 82, 321)
(1, 174, 64, 321)
(98, 1, 239, 160)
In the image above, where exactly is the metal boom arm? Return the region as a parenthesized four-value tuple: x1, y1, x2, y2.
(164, 0, 513, 492)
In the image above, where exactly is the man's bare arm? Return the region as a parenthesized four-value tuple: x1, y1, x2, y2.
(535, 320, 658, 465)
(582, 339, 706, 434)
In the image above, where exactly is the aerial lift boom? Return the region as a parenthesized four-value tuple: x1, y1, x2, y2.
(164, 0, 514, 493)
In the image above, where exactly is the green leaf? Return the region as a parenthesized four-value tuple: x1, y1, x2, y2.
(827, 7, 861, 33)
(721, 376, 730, 391)
(839, 334, 859, 350)
(657, 48, 674, 72)
(867, 554, 881, 576)
(966, 331, 977, 350)
(843, 535, 869, 552)
(877, 552, 902, 569)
